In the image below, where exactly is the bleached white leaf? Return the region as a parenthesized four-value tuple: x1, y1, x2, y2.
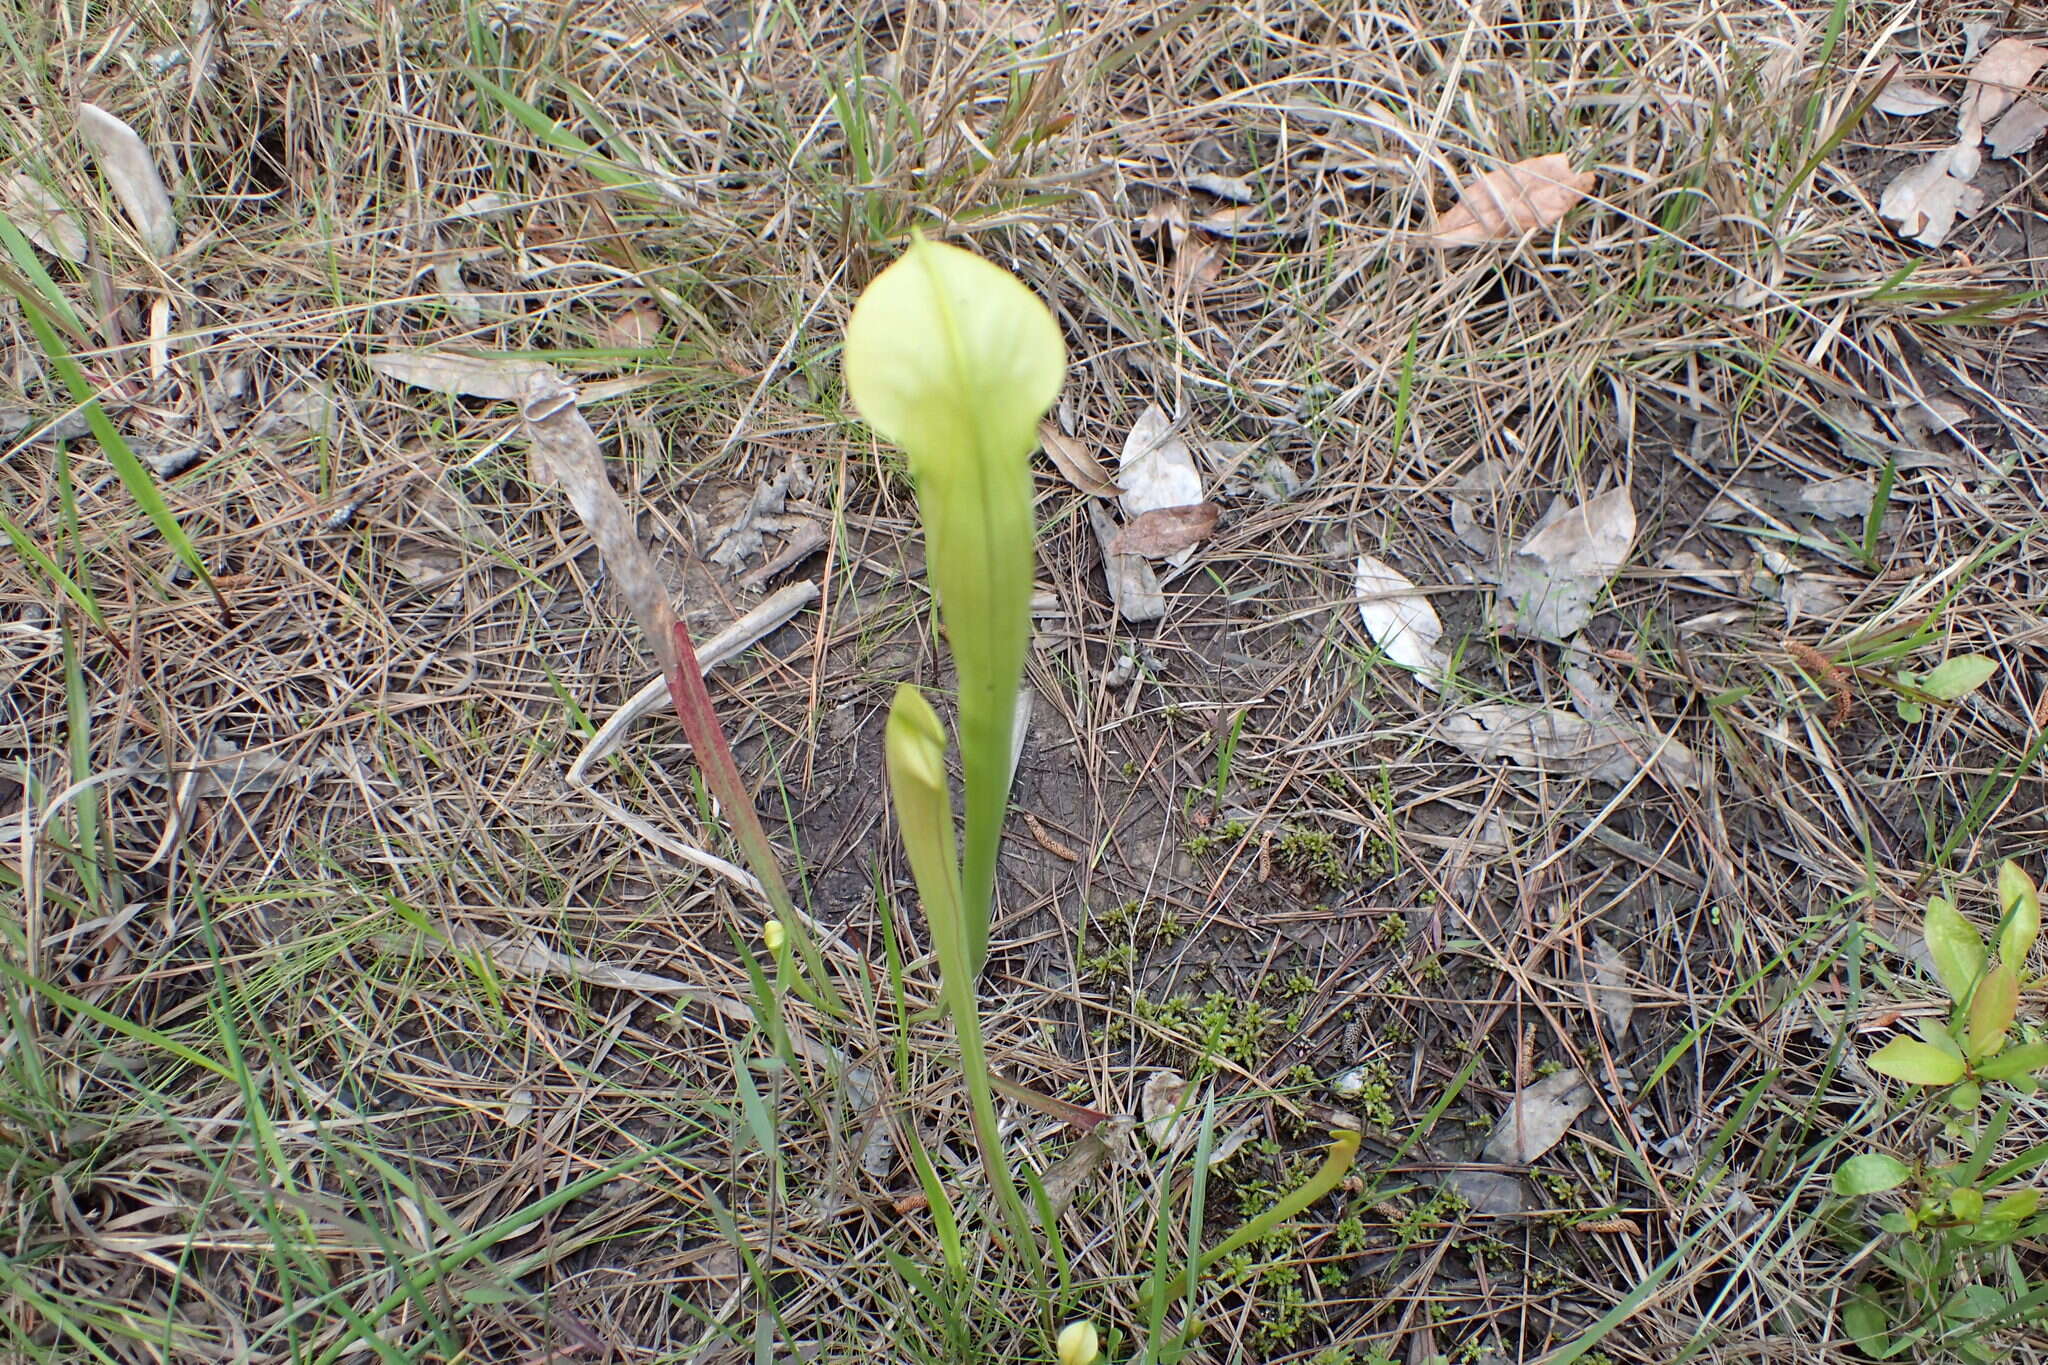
(1205, 1119, 1259, 1169)
(368, 350, 551, 399)
(1877, 156, 1985, 248)
(1141, 1070, 1191, 1149)
(1483, 1068, 1591, 1165)
(1872, 80, 1949, 117)
(76, 103, 176, 257)
(6, 174, 87, 263)
(1988, 99, 2048, 158)
(1118, 405, 1205, 571)
(1354, 555, 1447, 691)
(1797, 474, 1875, 520)
(1438, 702, 1697, 788)
(1499, 485, 1635, 640)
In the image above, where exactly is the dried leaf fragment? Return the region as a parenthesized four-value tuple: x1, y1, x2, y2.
(1108, 502, 1219, 557)
(1353, 555, 1448, 691)
(1482, 1068, 1592, 1165)
(368, 350, 552, 399)
(1141, 1070, 1191, 1149)
(1038, 421, 1122, 495)
(1118, 405, 1205, 570)
(1988, 99, 2048, 158)
(1961, 38, 2048, 142)
(1584, 938, 1634, 1040)
(1872, 80, 1949, 117)
(6, 174, 87, 263)
(1430, 154, 1595, 246)
(76, 103, 177, 257)
(1877, 157, 1985, 247)
(1439, 702, 1697, 789)
(1499, 485, 1636, 640)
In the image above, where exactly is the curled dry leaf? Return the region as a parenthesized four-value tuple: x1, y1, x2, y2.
(369, 350, 552, 399)
(76, 103, 177, 257)
(1141, 1070, 1191, 1149)
(1499, 485, 1636, 641)
(1038, 421, 1123, 496)
(1118, 405, 1205, 570)
(1878, 157, 1985, 248)
(521, 370, 681, 680)
(1088, 503, 1165, 622)
(6, 174, 87, 263)
(1353, 555, 1448, 691)
(1482, 1067, 1592, 1165)
(1872, 80, 1949, 117)
(1430, 153, 1595, 246)
(1108, 502, 1219, 557)
(1439, 702, 1698, 789)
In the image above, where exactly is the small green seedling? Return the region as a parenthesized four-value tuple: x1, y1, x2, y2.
(1833, 861, 2048, 1360)
(1890, 654, 1999, 724)
(1865, 861, 2044, 1100)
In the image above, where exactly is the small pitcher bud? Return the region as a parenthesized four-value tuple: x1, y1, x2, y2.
(1056, 1320, 1099, 1365)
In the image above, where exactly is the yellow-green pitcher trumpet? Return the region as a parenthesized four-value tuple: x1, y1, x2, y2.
(846, 233, 1065, 975)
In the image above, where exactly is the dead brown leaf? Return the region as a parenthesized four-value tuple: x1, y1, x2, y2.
(1038, 421, 1123, 496)
(1108, 502, 1219, 557)
(596, 300, 662, 350)
(1429, 154, 1595, 246)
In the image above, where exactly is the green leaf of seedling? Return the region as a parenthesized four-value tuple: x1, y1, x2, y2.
(1918, 654, 1997, 701)
(846, 234, 1065, 976)
(1997, 861, 2039, 966)
(1833, 1153, 1912, 1197)
(1842, 1291, 1893, 1359)
(1965, 962, 2019, 1060)
(1923, 895, 1986, 1002)
(1990, 1188, 2040, 1222)
(1975, 1042, 2048, 1081)
(1869, 1037, 1968, 1087)
(1896, 697, 1925, 723)
(1950, 1080, 1982, 1110)
(1948, 1186, 1985, 1224)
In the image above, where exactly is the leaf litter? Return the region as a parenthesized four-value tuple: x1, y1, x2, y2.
(1438, 703, 1698, 789)
(1429, 153, 1596, 246)
(1879, 37, 2048, 246)
(1483, 1068, 1593, 1165)
(1108, 502, 1219, 557)
(76, 104, 177, 257)
(1117, 404, 1206, 569)
(6, 174, 87, 263)
(1353, 555, 1448, 691)
(1498, 484, 1636, 641)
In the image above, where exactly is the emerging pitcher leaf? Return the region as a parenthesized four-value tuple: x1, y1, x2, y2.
(846, 235, 1066, 972)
